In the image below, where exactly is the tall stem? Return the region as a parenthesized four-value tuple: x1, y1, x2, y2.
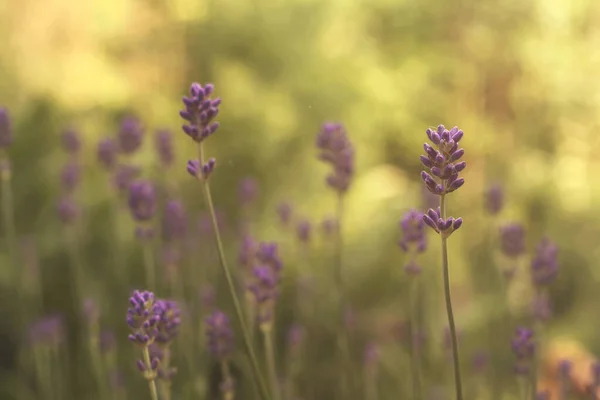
(263, 327, 281, 400)
(334, 193, 352, 398)
(142, 347, 159, 400)
(143, 242, 156, 291)
(197, 143, 271, 400)
(440, 194, 463, 400)
(408, 277, 422, 400)
(1, 155, 18, 288)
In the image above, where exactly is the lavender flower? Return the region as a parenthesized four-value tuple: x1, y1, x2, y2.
(60, 162, 81, 193)
(531, 291, 552, 322)
(179, 82, 221, 143)
(315, 122, 355, 193)
(205, 310, 235, 360)
(420, 125, 466, 196)
(161, 200, 187, 241)
(248, 265, 279, 325)
(485, 183, 504, 215)
(511, 327, 535, 375)
(57, 196, 79, 224)
(118, 116, 144, 154)
(29, 314, 65, 346)
(154, 129, 174, 167)
(127, 290, 159, 345)
(61, 128, 81, 155)
(0, 107, 12, 148)
(276, 202, 293, 226)
(256, 242, 283, 273)
(238, 234, 258, 272)
(296, 219, 312, 243)
(153, 299, 181, 345)
(499, 223, 526, 259)
(128, 181, 157, 222)
(531, 237, 558, 287)
(399, 209, 427, 253)
(238, 177, 259, 206)
(422, 207, 463, 238)
(187, 158, 216, 180)
(97, 138, 118, 170)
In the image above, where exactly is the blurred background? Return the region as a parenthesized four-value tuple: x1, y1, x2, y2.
(2, 0, 600, 399)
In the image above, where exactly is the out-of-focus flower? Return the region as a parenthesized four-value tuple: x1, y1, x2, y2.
(315, 122, 355, 193)
(118, 116, 144, 154)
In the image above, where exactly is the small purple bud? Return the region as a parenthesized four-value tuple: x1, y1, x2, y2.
(446, 178, 465, 193)
(97, 138, 117, 170)
(454, 161, 467, 172)
(136, 360, 146, 372)
(61, 128, 81, 155)
(187, 159, 201, 177)
(202, 158, 216, 179)
(451, 128, 464, 143)
(420, 155, 433, 168)
(452, 218, 463, 231)
(422, 214, 438, 232)
(450, 148, 464, 162)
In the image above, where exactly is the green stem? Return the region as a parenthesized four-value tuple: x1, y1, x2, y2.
(197, 142, 271, 400)
(1, 155, 17, 282)
(142, 346, 159, 400)
(65, 226, 85, 305)
(334, 193, 352, 399)
(440, 194, 463, 400)
(158, 346, 172, 400)
(143, 242, 156, 291)
(262, 326, 281, 400)
(408, 276, 422, 400)
(89, 325, 108, 400)
(220, 361, 235, 400)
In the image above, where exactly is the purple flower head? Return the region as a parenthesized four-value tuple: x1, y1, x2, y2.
(0, 107, 12, 148)
(126, 290, 159, 346)
(399, 209, 427, 253)
(97, 138, 118, 170)
(485, 183, 504, 215)
(511, 327, 535, 375)
(60, 162, 81, 193)
(238, 177, 259, 206)
(57, 196, 79, 224)
(363, 342, 380, 368)
(256, 242, 283, 274)
(162, 200, 187, 241)
(558, 359, 572, 378)
(238, 234, 258, 273)
(531, 237, 558, 287)
(321, 217, 339, 237)
(113, 164, 141, 194)
(277, 202, 293, 226)
(61, 128, 81, 155)
(296, 219, 311, 243)
(420, 125, 466, 196)
(118, 116, 144, 154)
(180, 82, 221, 143)
(205, 310, 234, 360)
(422, 207, 463, 238)
(187, 158, 216, 180)
(128, 181, 157, 222)
(499, 223, 526, 259)
(100, 331, 117, 353)
(82, 298, 99, 326)
(316, 122, 355, 193)
(287, 324, 305, 357)
(471, 351, 489, 372)
(153, 299, 181, 345)
(29, 314, 65, 346)
(148, 343, 177, 380)
(531, 291, 552, 322)
(154, 129, 174, 167)
(249, 266, 279, 309)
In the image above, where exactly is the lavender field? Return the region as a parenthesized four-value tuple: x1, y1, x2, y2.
(1, 0, 600, 399)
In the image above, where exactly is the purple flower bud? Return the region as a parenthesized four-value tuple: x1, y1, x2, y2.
(128, 181, 157, 222)
(113, 164, 140, 193)
(180, 83, 221, 143)
(154, 129, 174, 167)
(187, 159, 201, 177)
(57, 197, 79, 224)
(452, 218, 463, 231)
(136, 359, 146, 372)
(512, 327, 535, 376)
(205, 310, 234, 360)
(446, 178, 465, 193)
(316, 122, 355, 193)
(118, 116, 144, 154)
(238, 177, 259, 206)
(296, 219, 311, 243)
(97, 138, 117, 170)
(202, 158, 216, 179)
(420, 155, 433, 168)
(277, 202, 293, 226)
(0, 107, 12, 148)
(60, 162, 81, 193)
(162, 200, 187, 241)
(399, 209, 427, 254)
(61, 128, 81, 155)
(450, 148, 464, 162)
(531, 237, 558, 287)
(499, 223, 526, 258)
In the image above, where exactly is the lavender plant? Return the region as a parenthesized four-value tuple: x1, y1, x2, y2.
(512, 327, 535, 399)
(206, 310, 236, 400)
(180, 82, 270, 400)
(128, 181, 158, 290)
(420, 124, 465, 400)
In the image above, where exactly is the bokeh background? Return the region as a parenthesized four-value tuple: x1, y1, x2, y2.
(2, 0, 600, 399)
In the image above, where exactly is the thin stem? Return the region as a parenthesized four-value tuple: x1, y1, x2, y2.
(263, 326, 281, 400)
(408, 276, 422, 400)
(142, 346, 159, 400)
(440, 194, 464, 400)
(334, 193, 352, 398)
(143, 242, 156, 291)
(158, 347, 172, 400)
(220, 361, 235, 400)
(65, 226, 85, 304)
(89, 325, 108, 400)
(1, 155, 19, 296)
(197, 142, 271, 400)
